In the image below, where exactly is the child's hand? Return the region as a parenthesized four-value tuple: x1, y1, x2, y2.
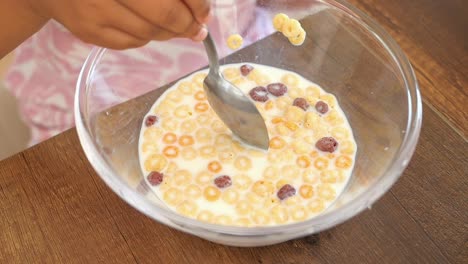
(28, 0, 211, 49)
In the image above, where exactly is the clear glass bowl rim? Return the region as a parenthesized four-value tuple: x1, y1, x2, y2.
(75, 0, 422, 236)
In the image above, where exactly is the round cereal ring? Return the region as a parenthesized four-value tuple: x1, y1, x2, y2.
(288, 28, 306, 46)
(291, 205, 308, 221)
(162, 132, 177, 144)
(235, 200, 252, 215)
(226, 34, 243, 50)
(335, 155, 353, 169)
(296, 156, 311, 168)
(174, 105, 192, 119)
(252, 210, 271, 225)
(234, 156, 252, 171)
(222, 67, 241, 81)
(145, 115, 158, 127)
(271, 205, 289, 224)
(195, 170, 212, 185)
(315, 101, 329, 114)
(318, 184, 336, 201)
(178, 81, 193, 95)
(195, 102, 209, 112)
(147, 171, 164, 186)
(267, 83, 288, 97)
(277, 184, 296, 200)
(299, 184, 314, 199)
(313, 157, 329, 170)
(240, 64, 254, 76)
(282, 19, 302, 38)
(269, 136, 286, 149)
(184, 184, 202, 199)
(273, 13, 289, 31)
(315, 137, 338, 153)
(249, 86, 269, 102)
(293, 98, 309, 111)
(204, 186, 221, 202)
(208, 161, 223, 173)
(197, 210, 214, 223)
(163, 146, 179, 158)
(144, 154, 168, 172)
(194, 90, 207, 101)
(174, 169, 192, 185)
(181, 147, 197, 160)
(180, 119, 198, 134)
(179, 135, 195, 146)
(308, 199, 325, 214)
(214, 175, 232, 188)
(221, 189, 239, 204)
(252, 180, 275, 197)
(176, 200, 198, 217)
(263, 166, 280, 180)
(233, 174, 253, 190)
(199, 145, 216, 158)
(162, 188, 183, 206)
(281, 73, 300, 87)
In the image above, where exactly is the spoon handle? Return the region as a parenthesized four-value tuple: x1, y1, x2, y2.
(203, 32, 220, 76)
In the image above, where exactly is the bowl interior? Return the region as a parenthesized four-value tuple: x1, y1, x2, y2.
(76, 0, 420, 235)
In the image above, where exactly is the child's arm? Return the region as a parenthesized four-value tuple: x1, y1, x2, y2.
(0, 0, 212, 59)
(0, 0, 49, 58)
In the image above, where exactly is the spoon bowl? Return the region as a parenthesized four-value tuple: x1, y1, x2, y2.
(202, 32, 270, 150)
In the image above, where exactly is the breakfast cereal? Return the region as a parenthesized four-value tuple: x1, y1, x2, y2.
(139, 63, 356, 226)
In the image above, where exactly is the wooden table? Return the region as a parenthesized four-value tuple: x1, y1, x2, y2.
(1, 1, 466, 263)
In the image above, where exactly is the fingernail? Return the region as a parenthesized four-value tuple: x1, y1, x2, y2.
(192, 27, 208, 42)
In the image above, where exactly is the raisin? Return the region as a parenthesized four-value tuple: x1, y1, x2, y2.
(315, 101, 329, 114)
(147, 171, 164, 186)
(214, 175, 232, 188)
(267, 83, 288, 97)
(293, 98, 309, 111)
(277, 184, 296, 200)
(240, 64, 254, 76)
(315, 137, 338, 153)
(249, 86, 269, 102)
(145, 115, 158, 126)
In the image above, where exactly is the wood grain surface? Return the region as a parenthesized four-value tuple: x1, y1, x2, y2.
(0, 0, 467, 263)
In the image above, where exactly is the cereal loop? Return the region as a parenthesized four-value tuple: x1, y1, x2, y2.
(162, 132, 177, 144)
(335, 155, 353, 169)
(299, 185, 314, 199)
(163, 146, 179, 158)
(288, 28, 306, 46)
(277, 184, 296, 200)
(144, 154, 168, 172)
(313, 157, 329, 170)
(208, 161, 223, 173)
(281, 19, 302, 38)
(195, 102, 209, 112)
(181, 147, 197, 160)
(195, 171, 212, 185)
(214, 175, 232, 188)
(296, 155, 311, 168)
(194, 90, 207, 101)
(273, 13, 289, 31)
(227, 34, 243, 50)
(203, 186, 221, 202)
(234, 156, 252, 171)
(252, 180, 275, 197)
(174, 170, 192, 185)
(179, 135, 195, 146)
(249, 86, 269, 102)
(269, 136, 286, 149)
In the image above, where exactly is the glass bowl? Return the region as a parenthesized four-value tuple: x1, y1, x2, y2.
(75, 0, 422, 247)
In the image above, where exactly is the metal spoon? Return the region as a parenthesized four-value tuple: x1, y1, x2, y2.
(202, 32, 270, 150)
